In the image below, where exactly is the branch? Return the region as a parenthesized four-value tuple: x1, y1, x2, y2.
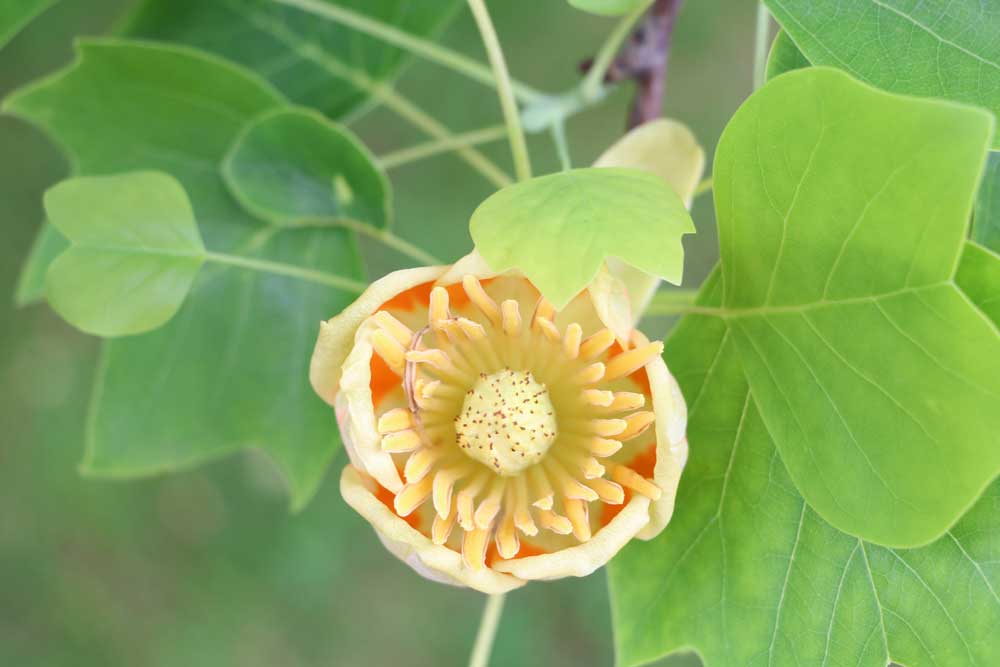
(581, 0, 685, 129)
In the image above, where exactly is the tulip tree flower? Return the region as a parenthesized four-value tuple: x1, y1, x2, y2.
(310, 120, 703, 593)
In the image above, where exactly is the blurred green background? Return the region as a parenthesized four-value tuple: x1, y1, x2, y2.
(0, 1, 754, 665)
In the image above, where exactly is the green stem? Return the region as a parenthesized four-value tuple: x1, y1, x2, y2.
(469, 593, 506, 667)
(241, 9, 513, 188)
(752, 2, 771, 90)
(580, 0, 654, 101)
(466, 0, 532, 182)
(204, 251, 367, 293)
(345, 222, 444, 266)
(550, 120, 572, 171)
(378, 125, 508, 170)
(271, 0, 545, 103)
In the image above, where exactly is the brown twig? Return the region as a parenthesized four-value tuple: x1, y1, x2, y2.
(580, 0, 685, 130)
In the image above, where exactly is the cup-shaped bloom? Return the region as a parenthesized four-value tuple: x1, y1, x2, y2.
(310, 253, 688, 593)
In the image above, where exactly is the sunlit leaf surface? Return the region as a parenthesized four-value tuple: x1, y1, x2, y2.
(765, 0, 1000, 149)
(470, 167, 694, 309)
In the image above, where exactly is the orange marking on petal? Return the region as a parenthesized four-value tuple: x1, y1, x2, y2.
(370, 353, 401, 410)
(486, 539, 547, 566)
(599, 442, 657, 528)
(374, 483, 423, 531)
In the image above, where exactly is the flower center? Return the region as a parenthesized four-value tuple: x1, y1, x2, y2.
(368, 275, 665, 570)
(456, 369, 557, 476)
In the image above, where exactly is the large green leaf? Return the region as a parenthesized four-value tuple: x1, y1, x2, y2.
(974, 152, 1000, 252)
(956, 242, 1000, 327)
(765, 0, 1000, 149)
(44, 172, 205, 337)
(470, 167, 695, 309)
(0, 0, 55, 49)
(223, 107, 390, 229)
(714, 67, 999, 548)
(119, 0, 461, 118)
(4, 40, 364, 509)
(608, 276, 1000, 666)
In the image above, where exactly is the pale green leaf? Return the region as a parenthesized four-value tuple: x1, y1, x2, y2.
(4, 40, 364, 509)
(43, 172, 205, 337)
(120, 0, 461, 118)
(765, 0, 1000, 149)
(713, 67, 999, 547)
(765, 29, 809, 81)
(470, 167, 695, 309)
(14, 222, 67, 306)
(223, 107, 390, 229)
(973, 152, 1000, 252)
(609, 278, 1000, 666)
(568, 0, 647, 16)
(0, 0, 55, 49)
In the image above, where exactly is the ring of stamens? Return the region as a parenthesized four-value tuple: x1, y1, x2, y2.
(370, 275, 663, 569)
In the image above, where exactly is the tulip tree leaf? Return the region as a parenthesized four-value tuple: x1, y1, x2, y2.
(223, 107, 390, 229)
(974, 152, 1000, 252)
(470, 167, 695, 310)
(567, 0, 647, 16)
(713, 67, 1000, 548)
(120, 0, 461, 118)
(766, 29, 809, 81)
(956, 242, 1000, 327)
(0, 0, 55, 49)
(764, 0, 1000, 149)
(43, 172, 206, 337)
(4, 40, 365, 510)
(608, 277, 1000, 667)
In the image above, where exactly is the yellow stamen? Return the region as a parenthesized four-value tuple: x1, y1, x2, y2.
(376, 408, 413, 434)
(545, 459, 599, 502)
(456, 317, 487, 341)
(457, 472, 489, 531)
(610, 463, 662, 500)
(527, 465, 554, 509)
(579, 328, 615, 360)
(590, 418, 627, 437)
(583, 389, 614, 407)
(429, 286, 450, 328)
(604, 392, 646, 413)
(585, 477, 625, 504)
(463, 528, 490, 569)
(564, 498, 591, 541)
(394, 476, 433, 516)
(604, 341, 664, 380)
(584, 436, 624, 457)
(405, 349, 455, 373)
(474, 478, 506, 530)
(373, 311, 413, 347)
(575, 362, 606, 385)
(535, 509, 573, 535)
(372, 329, 405, 375)
(618, 411, 656, 440)
(512, 476, 538, 536)
(462, 275, 500, 326)
(532, 298, 556, 328)
(433, 464, 471, 518)
(404, 446, 444, 483)
(535, 317, 561, 342)
(501, 300, 521, 336)
(381, 429, 421, 453)
(563, 323, 582, 359)
(432, 506, 457, 544)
